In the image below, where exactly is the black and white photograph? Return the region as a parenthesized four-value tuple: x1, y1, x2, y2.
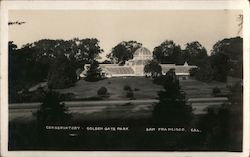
(1, 0, 249, 157)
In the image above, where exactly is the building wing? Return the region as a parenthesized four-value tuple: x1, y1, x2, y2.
(161, 64, 197, 76)
(101, 65, 135, 77)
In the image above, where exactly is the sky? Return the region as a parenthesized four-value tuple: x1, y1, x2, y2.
(9, 10, 242, 60)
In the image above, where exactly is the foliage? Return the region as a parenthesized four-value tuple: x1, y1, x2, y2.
(153, 68, 176, 86)
(153, 40, 183, 64)
(190, 61, 214, 82)
(210, 53, 230, 82)
(48, 55, 77, 89)
(107, 41, 142, 64)
(8, 38, 103, 102)
(211, 37, 243, 80)
(84, 60, 103, 82)
(123, 85, 132, 91)
(153, 69, 193, 126)
(126, 91, 135, 99)
(212, 87, 221, 95)
(8, 42, 49, 102)
(144, 60, 162, 78)
(35, 90, 71, 126)
(197, 106, 231, 149)
(188, 37, 242, 82)
(134, 88, 140, 91)
(97, 87, 108, 96)
(31, 38, 103, 67)
(182, 41, 208, 66)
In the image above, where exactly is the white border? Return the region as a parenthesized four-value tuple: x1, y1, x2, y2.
(1, 1, 249, 157)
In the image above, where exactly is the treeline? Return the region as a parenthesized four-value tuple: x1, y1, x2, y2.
(190, 37, 243, 82)
(9, 38, 103, 102)
(106, 37, 242, 82)
(9, 37, 243, 102)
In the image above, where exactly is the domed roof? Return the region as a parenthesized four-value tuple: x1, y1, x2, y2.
(134, 47, 152, 56)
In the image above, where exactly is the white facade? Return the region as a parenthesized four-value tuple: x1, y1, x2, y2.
(80, 47, 197, 78)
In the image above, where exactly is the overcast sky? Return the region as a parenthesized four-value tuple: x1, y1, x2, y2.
(9, 10, 242, 60)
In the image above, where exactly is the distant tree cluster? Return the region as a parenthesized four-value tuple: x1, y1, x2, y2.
(107, 41, 142, 65)
(152, 40, 208, 66)
(192, 37, 243, 82)
(9, 38, 103, 102)
(153, 40, 183, 64)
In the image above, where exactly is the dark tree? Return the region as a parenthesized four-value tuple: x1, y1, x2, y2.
(75, 38, 103, 63)
(48, 55, 77, 89)
(153, 69, 193, 127)
(35, 90, 71, 126)
(183, 41, 208, 66)
(107, 41, 142, 64)
(153, 40, 183, 64)
(210, 53, 230, 82)
(211, 37, 243, 80)
(28, 38, 103, 68)
(189, 59, 214, 82)
(85, 60, 102, 82)
(197, 106, 231, 150)
(144, 60, 162, 78)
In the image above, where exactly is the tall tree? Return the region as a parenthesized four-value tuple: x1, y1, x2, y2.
(48, 54, 77, 89)
(107, 41, 142, 65)
(35, 90, 71, 125)
(153, 69, 193, 126)
(153, 40, 183, 64)
(211, 37, 243, 80)
(75, 38, 103, 64)
(85, 60, 102, 82)
(183, 41, 208, 66)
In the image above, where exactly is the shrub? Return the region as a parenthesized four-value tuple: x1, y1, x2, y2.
(85, 60, 102, 82)
(48, 55, 77, 89)
(134, 88, 140, 91)
(126, 91, 134, 99)
(189, 68, 198, 77)
(123, 85, 132, 91)
(35, 90, 71, 126)
(97, 87, 108, 96)
(212, 87, 221, 95)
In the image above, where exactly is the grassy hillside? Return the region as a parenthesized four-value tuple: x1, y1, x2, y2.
(57, 77, 163, 100)
(57, 77, 229, 100)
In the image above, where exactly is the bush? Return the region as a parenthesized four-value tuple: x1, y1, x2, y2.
(85, 60, 102, 82)
(212, 87, 221, 95)
(123, 85, 132, 91)
(35, 90, 71, 126)
(97, 87, 108, 96)
(134, 88, 140, 91)
(126, 91, 134, 99)
(48, 55, 77, 89)
(189, 68, 198, 77)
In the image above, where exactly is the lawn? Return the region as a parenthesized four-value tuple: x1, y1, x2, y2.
(57, 77, 164, 100)
(180, 78, 229, 98)
(9, 77, 241, 151)
(56, 76, 228, 100)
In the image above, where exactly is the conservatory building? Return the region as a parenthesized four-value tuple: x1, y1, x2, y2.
(80, 47, 197, 79)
